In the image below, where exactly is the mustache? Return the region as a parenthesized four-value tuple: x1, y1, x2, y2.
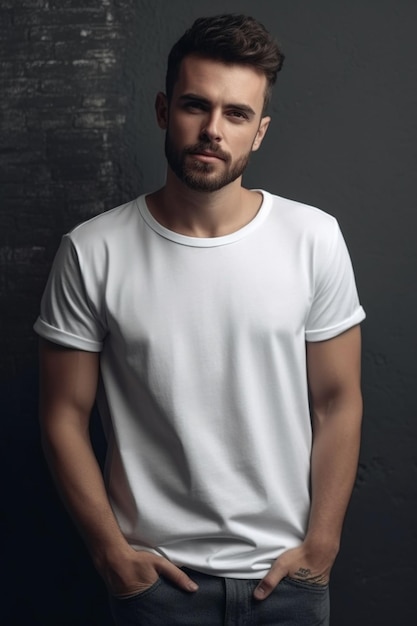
(184, 142, 230, 162)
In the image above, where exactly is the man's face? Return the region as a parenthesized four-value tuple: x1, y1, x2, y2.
(157, 55, 270, 192)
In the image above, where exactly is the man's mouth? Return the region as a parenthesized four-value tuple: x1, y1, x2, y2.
(191, 151, 224, 161)
(186, 144, 228, 162)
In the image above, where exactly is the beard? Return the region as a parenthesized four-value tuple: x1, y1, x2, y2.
(165, 133, 251, 192)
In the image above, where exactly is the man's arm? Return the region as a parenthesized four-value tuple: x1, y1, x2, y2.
(39, 339, 198, 596)
(254, 325, 363, 599)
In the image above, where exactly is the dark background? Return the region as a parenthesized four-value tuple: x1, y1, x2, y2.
(1, 1, 416, 624)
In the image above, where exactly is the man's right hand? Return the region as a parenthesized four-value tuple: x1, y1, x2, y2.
(99, 548, 199, 598)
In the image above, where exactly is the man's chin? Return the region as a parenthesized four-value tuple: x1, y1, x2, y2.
(183, 178, 225, 193)
(179, 167, 227, 192)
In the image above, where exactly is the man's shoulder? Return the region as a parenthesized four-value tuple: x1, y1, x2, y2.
(67, 196, 143, 246)
(261, 192, 339, 247)
(267, 191, 337, 228)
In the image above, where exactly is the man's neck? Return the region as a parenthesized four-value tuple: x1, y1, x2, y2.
(146, 173, 262, 238)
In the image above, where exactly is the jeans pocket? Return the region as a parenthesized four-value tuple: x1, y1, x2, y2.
(284, 576, 329, 592)
(111, 577, 162, 602)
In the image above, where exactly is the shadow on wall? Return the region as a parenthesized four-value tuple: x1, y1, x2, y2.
(1, 369, 111, 626)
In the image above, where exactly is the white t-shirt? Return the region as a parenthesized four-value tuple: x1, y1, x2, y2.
(34, 190, 365, 579)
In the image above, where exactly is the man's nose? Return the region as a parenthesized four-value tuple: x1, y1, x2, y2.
(199, 111, 222, 143)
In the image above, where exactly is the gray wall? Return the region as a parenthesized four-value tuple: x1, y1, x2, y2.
(1, 1, 416, 624)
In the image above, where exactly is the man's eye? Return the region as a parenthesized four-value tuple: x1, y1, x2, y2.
(228, 110, 247, 120)
(184, 101, 206, 111)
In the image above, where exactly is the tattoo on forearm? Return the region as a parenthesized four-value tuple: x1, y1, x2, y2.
(292, 568, 328, 585)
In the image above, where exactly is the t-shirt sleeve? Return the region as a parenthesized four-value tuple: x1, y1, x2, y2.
(33, 235, 106, 351)
(305, 219, 365, 342)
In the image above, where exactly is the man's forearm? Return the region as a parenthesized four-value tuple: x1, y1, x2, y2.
(42, 418, 131, 570)
(305, 392, 362, 555)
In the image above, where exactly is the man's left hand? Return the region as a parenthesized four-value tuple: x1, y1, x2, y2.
(253, 541, 337, 601)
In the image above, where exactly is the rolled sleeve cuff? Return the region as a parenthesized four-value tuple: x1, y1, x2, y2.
(305, 306, 366, 342)
(33, 317, 103, 352)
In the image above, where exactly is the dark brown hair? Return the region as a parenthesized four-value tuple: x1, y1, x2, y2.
(165, 14, 285, 112)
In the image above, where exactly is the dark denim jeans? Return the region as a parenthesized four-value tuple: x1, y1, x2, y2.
(109, 567, 330, 626)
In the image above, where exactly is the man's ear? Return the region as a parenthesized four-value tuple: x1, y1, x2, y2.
(252, 116, 271, 152)
(155, 92, 168, 129)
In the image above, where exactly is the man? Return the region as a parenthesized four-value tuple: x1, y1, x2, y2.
(35, 14, 365, 626)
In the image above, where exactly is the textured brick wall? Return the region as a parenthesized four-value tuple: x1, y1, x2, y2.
(0, 0, 134, 377)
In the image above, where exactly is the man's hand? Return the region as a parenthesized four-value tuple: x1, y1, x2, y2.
(99, 548, 199, 598)
(253, 541, 336, 601)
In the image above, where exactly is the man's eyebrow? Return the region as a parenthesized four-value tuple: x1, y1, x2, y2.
(178, 93, 256, 117)
(178, 93, 211, 104)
